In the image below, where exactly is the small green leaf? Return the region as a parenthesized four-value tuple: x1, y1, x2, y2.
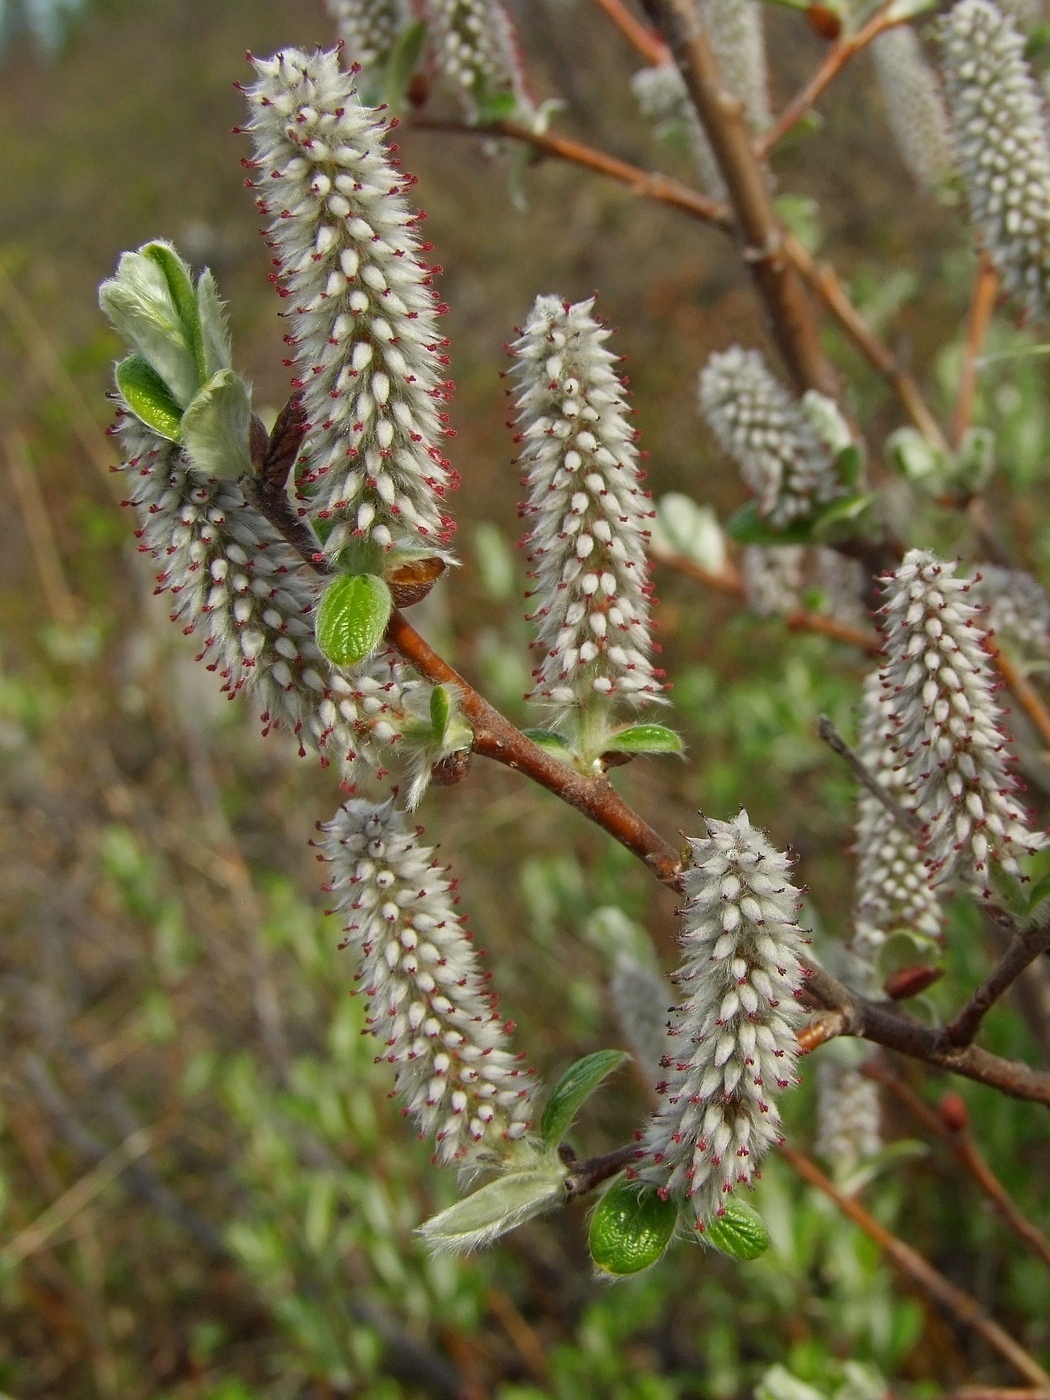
(589, 1180, 678, 1276)
(473, 87, 520, 125)
(418, 1167, 566, 1254)
(650, 494, 727, 573)
(834, 443, 864, 491)
(810, 493, 877, 543)
(703, 1197, 770, 1261)
(383, 18, 428, 107)
(604, 724, 683, 757)
(315, 574, 393, 667)
(195, 267, 233, 381)
(1025, 872, 1050, 918)
(144, 240, 204, 382)
(179, 370, 254, 481)
(540, 1049, 628, 1147)
(115, 355, 184, 442)
(430, 684, 451, 745)
(522, 728, 572, 757)
(727, 501, 815, 546)
(100, 249, 201, 408)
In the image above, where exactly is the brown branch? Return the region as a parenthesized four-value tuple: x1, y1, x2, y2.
(591, 0, 669, 63)
(946, 1391, 1050, 1400)
(942, 924, 1050, 1050)
(784, 232, 949, 450)
(863, 1060, 1050, 1272)
(563, 1143, 645, 1198)
(638, 0, 839, 397)
(757, 6, 902, 159)
(952, 252, 1000, 450)
(989, 638, 1050, 753)
(778, 1141, 1050, 1387)
(817, 714, 924, 840)
(804, 964, 1050, 1108)
(384, 609, 684, 886)
(411, 114, 732, 228)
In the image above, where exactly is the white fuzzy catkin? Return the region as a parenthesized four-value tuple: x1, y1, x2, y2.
(969, 564, 1050, 659)
(610, 952, 674, 1083)
(643, 811, 807, 1227)
(699, 347, 845, 527)
(511, 295, 662, 716)
(741, 545, 867, 625)
(632, 62, 727, 200)
(876, 549, 1044, 894)
(815, 1063, 881, 1174)
(319, 798, 535, 1165)
(872, 26, 952, 191)
(851, 670, 942, 969)
(702, 0, 770, 131)
(115, 416, 420, 781)
(938, 0, 1050, 317)
(326, 0, 413, 73)
(422, 0, 533, 123)
(243, 48, 456, 564)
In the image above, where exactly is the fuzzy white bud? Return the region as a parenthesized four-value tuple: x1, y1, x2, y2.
(969, 564, 1050, 660)
(510, 295, 662, 718)
(643, 811, 807, 1228)
(876, 549, 1044, 894)
(421, 0, 534, 124)
(326, 0, 414, 74)
(939, 0, 1050, 317)
(319, 798, 535, 1165)
(699, 347, 846, 526)
(872, 26, 952, 191)
(243, 48, 456, 563)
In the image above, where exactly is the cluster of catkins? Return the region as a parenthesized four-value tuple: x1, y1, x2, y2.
(100, 0, 1050, 1250)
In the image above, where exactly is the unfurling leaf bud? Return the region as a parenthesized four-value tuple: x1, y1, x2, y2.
(589, 1179, 679, 1276)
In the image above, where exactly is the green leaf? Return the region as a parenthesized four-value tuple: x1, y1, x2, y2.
(522, 728, 572, 757)
(810, 493, 877, 543)
(650, 494, 727, 573)
(603, 724, 683, 757)
(473, 87, 520, 125)
(540, 1049, 628, 1147)
(195, 267, 233, 380)
(383, 18, 428, 108)
(430, 684, 451, 745)
(1025, 872, 1050, 918)
(179, 370, 254, 481)
(315, 574, 393, 667)
(115, 355, 184, 442)
(588, 1180, 678, 1276)
(726, 501, 816, 546)
(100, 249, 201, 409)
(703, 1197, 770, 1261)
(834, 443, 864, 491)
(144, 240, 203, 379)
(418, 1167, 566, 1254)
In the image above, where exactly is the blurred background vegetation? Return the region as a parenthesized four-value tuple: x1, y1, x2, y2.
(1, 0, 1050, 1395)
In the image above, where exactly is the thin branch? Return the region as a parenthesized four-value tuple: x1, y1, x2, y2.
(804, 964, 1050, 1108)
(410, 118, 944, 445)
(941, 923, 1050, 1050)
(783, 232, 949, 451)
(817, 713, 924, 841)
(989, 638, 1050, 753)
(563, 1143, 645, 1198)
(862, 1059, 1050, 1271)
(384, 608, 685, 886)
(952, 252, 1000, 450)
(638, 0, 839, 397)
(778, 1141, 1050, 1387)
(652, 546, 880, 651)
(591, 0, 669, 63)
(410, 114, 733, 227)
(756, 5, 902, 159)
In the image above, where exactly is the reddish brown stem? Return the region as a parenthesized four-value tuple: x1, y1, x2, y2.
(563, 1143, 645, 1198)
(784, 232, 949, 452)
(638, 0, 839, 398)
(384, 609, 684, 886)
(863, 1060, 1050, 1272)
(942, 926, 1050, 1050)
(778, 1141, 1050, 1386)
(411, 114, 732, 228)
(804, 964, 1050, 1108)
(591, 0, 669, 63)
(989, 639, 1050, 753)
(757, 6, 902, 159)
(953, 252, 1000, 450)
